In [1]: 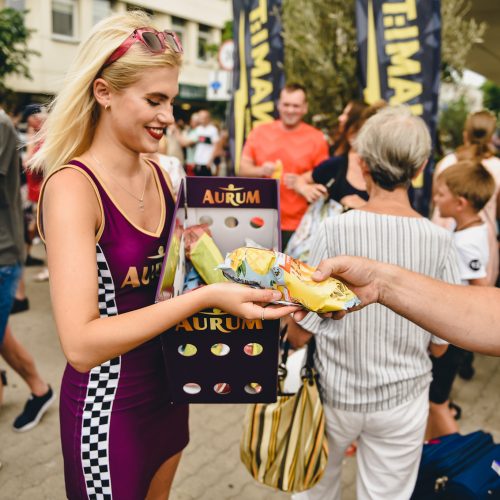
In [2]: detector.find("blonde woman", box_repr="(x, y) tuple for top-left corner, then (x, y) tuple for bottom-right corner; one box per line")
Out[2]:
(31, 11), (296, 499)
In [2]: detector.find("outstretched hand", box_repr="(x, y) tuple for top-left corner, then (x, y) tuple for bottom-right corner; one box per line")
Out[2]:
(292, 255), (382, 322)
(210, 283), (301, 320)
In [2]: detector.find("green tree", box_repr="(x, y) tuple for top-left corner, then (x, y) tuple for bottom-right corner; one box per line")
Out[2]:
(281, 0), (485, 130)
(0, 8), (38, 85)
(438, 96), (469, 153)
(482, 80), (500, 119)
(282, 0), (358, 130)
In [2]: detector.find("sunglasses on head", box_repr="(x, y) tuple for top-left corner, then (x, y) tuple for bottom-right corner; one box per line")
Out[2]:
(103, 27), (183, 68)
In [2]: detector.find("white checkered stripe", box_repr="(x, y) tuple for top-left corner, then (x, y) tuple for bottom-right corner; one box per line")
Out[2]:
(96, 245), (118, 317)
(81, 245), (120, 499)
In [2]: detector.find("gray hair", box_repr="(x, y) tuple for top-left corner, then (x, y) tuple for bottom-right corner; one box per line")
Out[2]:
(353, 106), (431, 190)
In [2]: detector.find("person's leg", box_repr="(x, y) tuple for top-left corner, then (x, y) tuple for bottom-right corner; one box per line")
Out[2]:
(145, 451), (182, 500)
(426, 400), (459, 440)
(292, 405), (363, 500)
(356, 388), (429, 500)
(0, 325), (49, 397)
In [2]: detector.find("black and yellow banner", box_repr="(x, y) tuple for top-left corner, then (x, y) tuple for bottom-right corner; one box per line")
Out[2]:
(229, 0), (285, 175)
(356, 0), (441, 208)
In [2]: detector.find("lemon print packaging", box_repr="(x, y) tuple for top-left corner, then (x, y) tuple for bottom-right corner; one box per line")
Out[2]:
(218, 247), (360, 313)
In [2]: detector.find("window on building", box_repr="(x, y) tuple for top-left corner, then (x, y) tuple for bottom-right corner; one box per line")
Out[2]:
(52, 0), (77, 38)
(6, 0), (25, 10)
(126, 4), (154, 16)
(93, 0), (111, 25)
(198, 24), (212, 62)
(171, 16), (186, 50)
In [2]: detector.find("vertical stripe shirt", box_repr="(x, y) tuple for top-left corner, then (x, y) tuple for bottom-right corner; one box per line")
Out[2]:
(299, 210), (461, 412)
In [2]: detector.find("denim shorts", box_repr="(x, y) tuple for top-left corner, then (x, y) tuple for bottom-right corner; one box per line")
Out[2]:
(0, 263), (22, 344)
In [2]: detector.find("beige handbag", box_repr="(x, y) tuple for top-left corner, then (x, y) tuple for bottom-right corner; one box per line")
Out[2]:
(240, 337), (328, 492)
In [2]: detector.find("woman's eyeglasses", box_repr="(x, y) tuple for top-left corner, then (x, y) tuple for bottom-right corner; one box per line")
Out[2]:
(103, 27), (183, 68)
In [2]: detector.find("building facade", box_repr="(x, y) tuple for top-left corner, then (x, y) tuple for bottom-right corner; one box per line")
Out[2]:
(2, 0), (231, 105)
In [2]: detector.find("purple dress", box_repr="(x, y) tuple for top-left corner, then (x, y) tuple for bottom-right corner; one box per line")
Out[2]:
(58, 160), (189, 499)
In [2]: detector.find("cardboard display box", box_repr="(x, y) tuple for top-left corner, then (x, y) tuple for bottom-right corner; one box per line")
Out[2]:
(156, 176), (281, 404)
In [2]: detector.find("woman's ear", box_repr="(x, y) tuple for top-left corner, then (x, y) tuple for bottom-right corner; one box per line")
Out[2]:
(93, 78), (112, 109)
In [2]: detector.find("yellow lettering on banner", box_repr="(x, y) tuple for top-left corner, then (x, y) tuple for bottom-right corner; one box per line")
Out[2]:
(384, 26), (419, 41)
(252, 100), (274, 124)
(409, 103), (423, 115)
(382, 0), (417, 21)
(386, 40), (421, 77)
(251, 29), (268, 47)
(249, 0), (268, 24)
(388, 77), (422, 106)
(251, 41), (271, 78)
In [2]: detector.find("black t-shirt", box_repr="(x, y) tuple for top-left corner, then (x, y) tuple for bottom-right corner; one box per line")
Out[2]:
(312, 155), (369, 204)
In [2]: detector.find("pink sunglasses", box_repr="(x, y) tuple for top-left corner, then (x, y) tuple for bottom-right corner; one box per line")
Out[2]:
(103, 27), (183, 68)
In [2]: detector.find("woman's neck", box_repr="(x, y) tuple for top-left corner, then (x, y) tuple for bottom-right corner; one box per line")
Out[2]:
(358, 183), (421, 218)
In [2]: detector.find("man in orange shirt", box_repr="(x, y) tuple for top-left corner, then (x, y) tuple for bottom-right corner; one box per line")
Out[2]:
(240, 83), (329, 249)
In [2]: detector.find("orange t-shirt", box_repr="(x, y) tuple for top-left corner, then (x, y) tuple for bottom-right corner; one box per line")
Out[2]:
(242, 120), (328, 231)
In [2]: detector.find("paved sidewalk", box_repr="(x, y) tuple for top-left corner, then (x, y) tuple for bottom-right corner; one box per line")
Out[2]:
(1, 246), (499, 499)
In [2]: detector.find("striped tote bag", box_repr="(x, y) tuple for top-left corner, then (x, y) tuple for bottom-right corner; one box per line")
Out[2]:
(240, 340), (328, 492)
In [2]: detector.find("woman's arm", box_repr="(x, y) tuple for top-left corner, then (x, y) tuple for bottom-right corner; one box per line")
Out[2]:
(44, 170), (297, 372)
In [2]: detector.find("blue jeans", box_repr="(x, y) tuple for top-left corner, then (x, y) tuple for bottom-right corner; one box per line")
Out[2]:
(0, 263), (22, 344)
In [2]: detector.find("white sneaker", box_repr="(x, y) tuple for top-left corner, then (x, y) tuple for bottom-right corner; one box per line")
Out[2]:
(34, 268), (49, 282)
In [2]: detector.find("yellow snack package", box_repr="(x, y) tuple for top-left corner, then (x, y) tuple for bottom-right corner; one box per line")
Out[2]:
(184, 225), (227, 285)
(218, 247), (360, 313)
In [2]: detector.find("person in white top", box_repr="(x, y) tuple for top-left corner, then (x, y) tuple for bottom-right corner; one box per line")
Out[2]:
(288, 107), (461, 500)
(427, 160), (496, 439)
(432, 110), (500, 285)
(192, 109), (220, 176)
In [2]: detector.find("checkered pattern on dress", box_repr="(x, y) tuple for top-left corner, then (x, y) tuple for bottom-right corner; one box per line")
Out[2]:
(81, 244), (120, 499)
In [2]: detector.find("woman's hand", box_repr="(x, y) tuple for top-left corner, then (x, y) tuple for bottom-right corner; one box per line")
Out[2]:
(208, 283), (300, 320)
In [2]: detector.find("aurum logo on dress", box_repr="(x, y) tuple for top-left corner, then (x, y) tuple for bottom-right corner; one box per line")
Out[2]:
(121, 246), (165, 288)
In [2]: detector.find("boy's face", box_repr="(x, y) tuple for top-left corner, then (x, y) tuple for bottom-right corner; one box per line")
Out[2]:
(433, 180), (459, 218)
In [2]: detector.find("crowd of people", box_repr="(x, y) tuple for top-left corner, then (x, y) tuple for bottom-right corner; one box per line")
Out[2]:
(1, 8), (500, 499)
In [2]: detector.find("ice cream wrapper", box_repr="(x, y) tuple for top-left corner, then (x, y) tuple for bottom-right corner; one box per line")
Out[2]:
(217, 247), (360, 313)
(184, 225), (227, 285)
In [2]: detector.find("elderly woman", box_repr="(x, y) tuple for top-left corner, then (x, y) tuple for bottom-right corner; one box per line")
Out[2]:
(288, 107), (461, 500)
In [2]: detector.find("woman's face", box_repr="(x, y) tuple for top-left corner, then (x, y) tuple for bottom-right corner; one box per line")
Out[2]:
(107, 66), (179, 154)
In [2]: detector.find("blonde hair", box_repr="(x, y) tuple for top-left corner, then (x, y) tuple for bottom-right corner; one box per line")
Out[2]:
(30, 10), (182, 175)
(438, 160), (496, 212)
(456, 110), (497, 161)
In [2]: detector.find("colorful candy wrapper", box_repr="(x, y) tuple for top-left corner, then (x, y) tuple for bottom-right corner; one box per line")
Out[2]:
(217, 247), (360, 313)
(184, 224), (227, 285)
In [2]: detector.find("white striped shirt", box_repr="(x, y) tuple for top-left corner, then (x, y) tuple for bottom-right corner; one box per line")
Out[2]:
(300, 210), (461, 412)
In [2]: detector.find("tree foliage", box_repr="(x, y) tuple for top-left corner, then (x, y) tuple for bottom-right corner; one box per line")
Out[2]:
(282, 0), (358, 130)
(282, 0), (485, 129)
(0, 8), (38, 86)
(441, 0), (486, 82)
(439, 96), (469, 153)
(482, 80), (500, 119)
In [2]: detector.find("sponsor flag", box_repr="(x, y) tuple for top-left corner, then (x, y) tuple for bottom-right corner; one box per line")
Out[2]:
(229, 0), (285, 175)
(355, 0), (441, 210)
